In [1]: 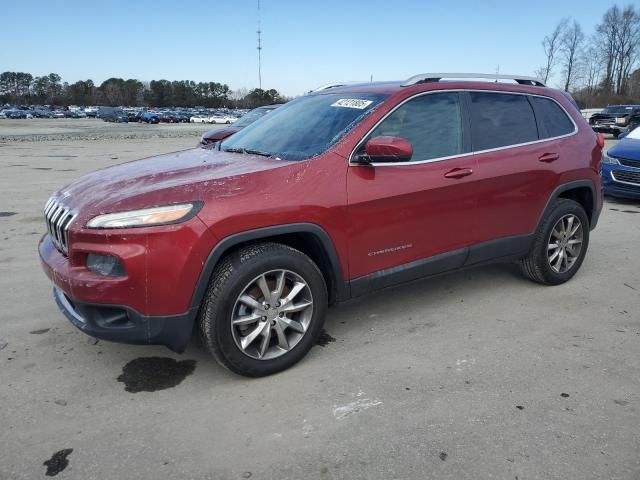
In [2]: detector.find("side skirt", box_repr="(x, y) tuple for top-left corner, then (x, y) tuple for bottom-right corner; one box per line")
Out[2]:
(349, 235), (533, 299)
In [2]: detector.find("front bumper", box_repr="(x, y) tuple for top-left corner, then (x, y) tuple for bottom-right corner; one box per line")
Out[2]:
(592, 124), (626, 134)
(53, 287), (194, 352)
(601, 163), (640, 199)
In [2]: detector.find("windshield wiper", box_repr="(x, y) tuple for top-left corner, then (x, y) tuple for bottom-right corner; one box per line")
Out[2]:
(223, 147), (273, 157)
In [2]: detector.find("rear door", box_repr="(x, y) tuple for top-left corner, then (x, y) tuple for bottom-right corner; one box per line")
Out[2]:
(465, 91), (576, 262)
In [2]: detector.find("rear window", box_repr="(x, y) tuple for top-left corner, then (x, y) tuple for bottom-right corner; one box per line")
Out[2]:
(469, 92), (538, 151)
(530, 96), (575, 138)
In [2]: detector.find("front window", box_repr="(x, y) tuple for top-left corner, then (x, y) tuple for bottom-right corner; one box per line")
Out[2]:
(359, 92), (463, 162)
(221, 93), (388, 161)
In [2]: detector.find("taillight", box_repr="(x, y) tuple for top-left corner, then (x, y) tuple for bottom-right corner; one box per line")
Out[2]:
(596, 133), (605, 149)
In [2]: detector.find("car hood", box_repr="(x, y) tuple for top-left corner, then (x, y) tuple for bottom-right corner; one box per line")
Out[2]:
(609, 137), (640, 161)
(55, 148), (289, 220)
(202, 126), (242, 142)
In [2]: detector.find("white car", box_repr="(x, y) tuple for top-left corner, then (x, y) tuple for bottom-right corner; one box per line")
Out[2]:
(208, 115), (236, 124)
(190, 115), (209, 123)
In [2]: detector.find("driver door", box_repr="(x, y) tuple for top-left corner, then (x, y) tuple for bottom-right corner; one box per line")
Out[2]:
(346, 91), (479, 291)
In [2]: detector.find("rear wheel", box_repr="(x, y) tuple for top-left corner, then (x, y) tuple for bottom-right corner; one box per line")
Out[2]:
(520, 198), (589, 285)
(199, 243), (328, 377)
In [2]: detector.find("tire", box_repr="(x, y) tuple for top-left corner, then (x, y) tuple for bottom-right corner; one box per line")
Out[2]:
(612, 132), (620, 139)
(520, 198), (590, 285)
(199, 242), (328, 377)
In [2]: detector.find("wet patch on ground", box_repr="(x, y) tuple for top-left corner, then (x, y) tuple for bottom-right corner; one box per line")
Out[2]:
(621, 210), (639, 214)
(316, 330), (336, 347)
(117, 357), (196, 393)
(32, 167), (53, 170)
(0, 211), (17, 217)
(43, 449), (73, 476)
(29, 328), (50, 335)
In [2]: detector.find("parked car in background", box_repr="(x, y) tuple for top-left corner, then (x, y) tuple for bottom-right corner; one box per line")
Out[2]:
(190, 115), (209, 123)
(208, 114), (236, 124)
(200, 104), (281, 146)
(589, 105), (640, 138)
(98, 107), (128, 123)
(141, 112), (160, 124)
(627, 109), (640, 133)
(580, 108), (603, 121)
(39, 73), (602, 376)
(174, 112), (191, 123)
(601, 126), (640, 198)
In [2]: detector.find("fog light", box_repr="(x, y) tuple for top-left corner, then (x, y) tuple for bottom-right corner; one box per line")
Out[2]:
(87, 253), (126, 277)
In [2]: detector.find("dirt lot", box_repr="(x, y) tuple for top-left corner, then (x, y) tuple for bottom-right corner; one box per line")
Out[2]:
(1, 119), (639, 479)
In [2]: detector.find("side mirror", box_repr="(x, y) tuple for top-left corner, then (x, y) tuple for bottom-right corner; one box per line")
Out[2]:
(357, 136), (413, 164)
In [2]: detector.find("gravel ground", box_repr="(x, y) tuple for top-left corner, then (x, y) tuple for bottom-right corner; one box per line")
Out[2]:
(0, 118), (214, 142)
(0, 121), (639, 480)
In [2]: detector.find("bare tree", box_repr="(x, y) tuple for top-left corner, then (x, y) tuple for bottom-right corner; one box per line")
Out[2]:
(581, 43), (602, 96)
(539, 19), (568, 83)
(613, 5), (640, 95)
(595, 6), (622, 93)
(560, 20), (585, 91)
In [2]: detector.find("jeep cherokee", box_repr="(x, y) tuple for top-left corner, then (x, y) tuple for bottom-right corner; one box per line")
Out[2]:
(39, 73), (603, 377)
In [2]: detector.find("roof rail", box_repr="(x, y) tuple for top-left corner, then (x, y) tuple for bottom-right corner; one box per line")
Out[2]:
(309, 82), (359, 93)
(402, 73), (545, 87)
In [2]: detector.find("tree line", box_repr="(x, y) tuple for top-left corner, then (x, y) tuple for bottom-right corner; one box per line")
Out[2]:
(0, 73), (286, 109)
(536, 3), (640, 107)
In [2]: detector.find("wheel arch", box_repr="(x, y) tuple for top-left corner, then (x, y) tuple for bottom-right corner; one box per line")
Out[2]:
(537, 180), (599, 231)
(190, 224), (349, 311)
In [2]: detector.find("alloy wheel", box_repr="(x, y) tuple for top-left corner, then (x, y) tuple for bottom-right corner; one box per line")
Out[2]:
(231, 270), (314, 360)
(547, 214), (584, 274)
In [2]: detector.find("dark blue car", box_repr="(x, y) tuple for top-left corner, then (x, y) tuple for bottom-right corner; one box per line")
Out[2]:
(602, 127), (640, 199)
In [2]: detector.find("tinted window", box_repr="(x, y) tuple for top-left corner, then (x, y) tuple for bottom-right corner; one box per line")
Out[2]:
(530, 96), (574, 138)
(469, 92), (538, 151)
(366, 92), (462, 162)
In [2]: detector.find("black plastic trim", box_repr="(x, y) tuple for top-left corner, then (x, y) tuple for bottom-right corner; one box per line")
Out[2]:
(350, 247), (468, 298)
(190, 223), (349, 311)
(466, 235), (534, 265)
(537, 180), (600, 230)
(54, 287), (195, 353)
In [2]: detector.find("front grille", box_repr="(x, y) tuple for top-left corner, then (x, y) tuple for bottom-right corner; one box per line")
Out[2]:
(619, 158), (640, 169)
(611, 170), (640, 186)
(44, 197), (76, 255)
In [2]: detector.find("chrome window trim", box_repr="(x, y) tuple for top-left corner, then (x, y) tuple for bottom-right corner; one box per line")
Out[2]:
(348, 89), (579, 167)
(610, 170), (640, 187)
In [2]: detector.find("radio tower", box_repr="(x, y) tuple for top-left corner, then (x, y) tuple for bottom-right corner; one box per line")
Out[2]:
(257, 0), (262, 89)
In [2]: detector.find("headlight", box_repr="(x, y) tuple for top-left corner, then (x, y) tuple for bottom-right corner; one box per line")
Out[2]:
(86, 202), (201, 228)
(615, 117), (627, 125)
(601, 152), (620, 165)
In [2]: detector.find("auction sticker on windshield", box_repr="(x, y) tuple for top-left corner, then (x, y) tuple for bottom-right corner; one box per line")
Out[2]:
(331, 99), (374, 109)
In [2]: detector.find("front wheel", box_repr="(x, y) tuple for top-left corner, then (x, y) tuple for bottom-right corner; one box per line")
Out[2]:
(520, 198), (590, 285)
(199, 243), (328, 377)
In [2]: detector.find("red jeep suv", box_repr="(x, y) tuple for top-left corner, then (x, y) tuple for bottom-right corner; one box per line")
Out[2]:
(39, 73), (603, 377)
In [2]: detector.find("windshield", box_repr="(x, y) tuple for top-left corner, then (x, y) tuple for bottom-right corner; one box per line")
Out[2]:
(603, 106), (634, 114)
(220, 93), (388, 161)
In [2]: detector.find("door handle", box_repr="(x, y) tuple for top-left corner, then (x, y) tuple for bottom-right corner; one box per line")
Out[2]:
(444, 167), (473, 179)
(538, 152), (559, 163)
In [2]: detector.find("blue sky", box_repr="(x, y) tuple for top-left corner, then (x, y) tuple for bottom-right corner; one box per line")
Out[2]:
(0, 0), (623, 96)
